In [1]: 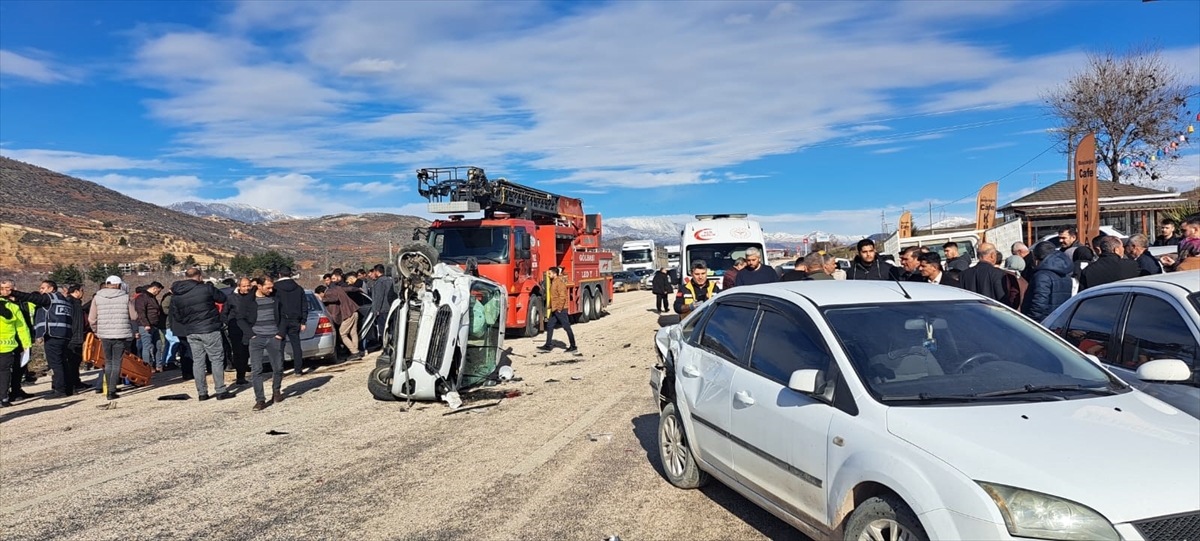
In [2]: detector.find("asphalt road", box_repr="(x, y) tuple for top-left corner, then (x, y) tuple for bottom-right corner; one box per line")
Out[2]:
(0, 290), (802, 541)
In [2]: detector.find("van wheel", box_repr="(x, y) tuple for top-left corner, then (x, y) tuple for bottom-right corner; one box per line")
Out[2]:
(579, 289), (593, 323)
(844, 495), (928, 541)
(522, 295), (543, 338)
(659, 403), (709, 489)
(368, 365), (397, 401)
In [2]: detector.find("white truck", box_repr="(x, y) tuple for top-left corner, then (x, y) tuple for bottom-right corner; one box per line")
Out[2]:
(680, 214), (767, 285)
(882, 219), (1025, 264)
(621, 239), (661, 272)
(665, 244), (681, 270)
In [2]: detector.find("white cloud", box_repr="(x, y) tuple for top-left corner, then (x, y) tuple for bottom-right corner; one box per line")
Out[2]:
(871, 147), (909, 154)
(340, 58), (404, 76)
(0, 50), (77, 84)
(87, 173), (205, 204)
(965, 142), (1018, 152)
(342, 181), (405, 194)
(0, 148), (168, 173)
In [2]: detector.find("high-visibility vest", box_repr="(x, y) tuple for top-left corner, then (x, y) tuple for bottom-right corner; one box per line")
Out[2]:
(1, 300), (33, 354)
(680, 280), (717, 308)
(32, 292), (74, 340)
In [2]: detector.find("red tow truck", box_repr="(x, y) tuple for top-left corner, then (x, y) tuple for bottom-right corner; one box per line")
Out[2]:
(415, 166), (613, 337)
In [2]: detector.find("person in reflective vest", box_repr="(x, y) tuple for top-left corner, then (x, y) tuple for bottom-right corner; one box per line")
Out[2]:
(7, 280), (76, 397)
(675, 261), (720, 315)
(0, 288), (33, 407)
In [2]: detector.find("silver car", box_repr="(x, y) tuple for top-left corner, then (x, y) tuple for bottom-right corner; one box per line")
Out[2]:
(282, 291), (337, 362)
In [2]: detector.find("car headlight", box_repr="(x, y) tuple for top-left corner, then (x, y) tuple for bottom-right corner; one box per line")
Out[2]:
(977, 482), (1118, 541)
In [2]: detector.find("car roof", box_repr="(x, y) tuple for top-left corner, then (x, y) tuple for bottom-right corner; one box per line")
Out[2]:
(723, 280), (986, 307)
(1091, 270), (1200, 294)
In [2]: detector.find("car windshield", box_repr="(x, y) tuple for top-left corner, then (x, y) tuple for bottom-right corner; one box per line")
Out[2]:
(687, 242), (763, 276)
(822, 301), (1126, 405)
(622, 249), (653, 264)
(430, 227), (510, 263)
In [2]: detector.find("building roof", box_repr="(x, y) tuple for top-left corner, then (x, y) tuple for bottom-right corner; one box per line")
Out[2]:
(1002, 180), (1171, 209)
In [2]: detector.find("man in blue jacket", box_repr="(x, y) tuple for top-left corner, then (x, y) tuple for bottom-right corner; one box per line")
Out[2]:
(1020, 241), (1073, 322)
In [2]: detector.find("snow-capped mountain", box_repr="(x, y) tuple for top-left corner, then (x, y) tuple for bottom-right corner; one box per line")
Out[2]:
(928, 216), (975, 230)
(603, 216), (866, 248)
(168, 201), (299, 223)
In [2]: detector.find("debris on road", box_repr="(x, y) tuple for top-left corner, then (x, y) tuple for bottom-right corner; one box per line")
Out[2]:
(443, 391), (464, 409)
(158, 394), (190, 401)
(571, 375), (583, 381)
(587, 433), (612, 442)
(544, 378), (560, 383)
(266, 430), (289, 436)
(546, 358), (583, 366)
(443, 400), (502, 416)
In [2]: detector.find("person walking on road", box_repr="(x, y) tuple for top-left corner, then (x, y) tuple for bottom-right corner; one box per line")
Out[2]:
(170, 268), (232, 401)
(88, 276), (138, 400)
(272, 266), (309, 375)
(222, 278), (255, 386)
(538, 266), (577, 353)
(732, 247), (777, 287)
(651, 266), (674, 313)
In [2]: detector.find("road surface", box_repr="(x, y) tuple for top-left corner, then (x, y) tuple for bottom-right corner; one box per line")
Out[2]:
(0, 289), (801, 541)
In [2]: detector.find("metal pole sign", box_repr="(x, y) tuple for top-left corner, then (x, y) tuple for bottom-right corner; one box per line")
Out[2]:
(1074, 133), (1099, 243)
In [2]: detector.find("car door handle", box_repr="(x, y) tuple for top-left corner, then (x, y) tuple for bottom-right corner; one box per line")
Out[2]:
(681, 365), (701, 378)
(734, 391), (755, 405)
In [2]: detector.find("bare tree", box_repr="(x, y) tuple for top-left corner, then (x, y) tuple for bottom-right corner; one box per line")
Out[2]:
(1044, 47), (1190, 184)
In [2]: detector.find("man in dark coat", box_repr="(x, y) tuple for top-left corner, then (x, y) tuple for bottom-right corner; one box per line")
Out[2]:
(889, 246), (925, 282)
(732, 247), (778, 287)
(650, 267), (674, 313)
(848, 239), (892, 280)
(1153, 219), (1182, 247)
(221, 278), (254, 385)
(943, 242), (972, 273)
(918, 253), (960, 287)
(1021, 242), (1073, 322)
(271, 266), (309, 375)
(170, 268), (231, 401)
(1080, 236), (1139, 291)
(779, 256), (811, 282)
(959, 243), (1020, 308)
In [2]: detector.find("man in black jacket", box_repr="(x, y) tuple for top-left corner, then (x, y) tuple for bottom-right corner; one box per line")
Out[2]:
(65, 284), (90, 392)
(1080, 236), (1139, 291)
(848, 239), (892, 280)
(943, 242), (972, 273)
(272, 266), (309, 375)
(221, 278), (253, 385)
(650, 267), (674, 313)
(170, 268), (231, 401)
(959, 243), (1019, 308)
(889, 246), (925, 282)
(918, 252), (961, 287)
(7, 279), (76, 398)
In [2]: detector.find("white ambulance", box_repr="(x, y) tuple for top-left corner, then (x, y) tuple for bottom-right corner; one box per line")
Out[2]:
(679, 214), (768, 286)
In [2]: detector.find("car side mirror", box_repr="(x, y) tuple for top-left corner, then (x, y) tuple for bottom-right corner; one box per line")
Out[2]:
(1135, 359), (1192, 383)
(788, 369), (826, 394)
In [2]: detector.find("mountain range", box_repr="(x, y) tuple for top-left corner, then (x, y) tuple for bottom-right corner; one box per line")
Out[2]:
(0, 157), (426, 273)
(602, 216), (870, 250)
(167, 201), (298, 223)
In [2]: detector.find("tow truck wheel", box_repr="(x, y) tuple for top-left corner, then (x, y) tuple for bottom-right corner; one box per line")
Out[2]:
(368, 365), (398, 401)
(590, 290), (602, 319)
(579, 289), (592, 323)
(522, 295), (544, 338)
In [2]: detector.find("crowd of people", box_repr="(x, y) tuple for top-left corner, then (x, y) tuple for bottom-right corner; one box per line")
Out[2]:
(0, 263), (397, 411)
(670, 215), (1200, 322)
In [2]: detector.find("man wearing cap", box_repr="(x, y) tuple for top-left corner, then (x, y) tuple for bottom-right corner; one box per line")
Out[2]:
(6, 279), (78, 398)
(170, 268), (232, 400)
(88, 276), (138, 400)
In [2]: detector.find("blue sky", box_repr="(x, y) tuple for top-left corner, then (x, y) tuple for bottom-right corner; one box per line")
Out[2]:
(1, 0), (1198, 236)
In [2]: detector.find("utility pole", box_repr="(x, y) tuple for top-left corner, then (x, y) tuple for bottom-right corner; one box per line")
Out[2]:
(928, 202), (934, 232)
(880, 210), (888, 235)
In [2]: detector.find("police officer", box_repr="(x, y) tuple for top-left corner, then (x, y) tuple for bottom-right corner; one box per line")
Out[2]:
(7, 280), (77, 398)
(675, 261), (719, 315)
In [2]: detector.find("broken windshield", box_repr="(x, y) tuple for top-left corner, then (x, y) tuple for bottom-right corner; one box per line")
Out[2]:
(430, 227), (510, 263)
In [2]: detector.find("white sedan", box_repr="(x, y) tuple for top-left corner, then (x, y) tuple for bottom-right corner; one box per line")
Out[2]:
(651, 280), (1199, 541)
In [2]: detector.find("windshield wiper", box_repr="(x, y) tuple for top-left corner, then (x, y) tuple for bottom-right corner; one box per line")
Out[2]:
(880, 393), (1062, 403)
(974, 384), (1118, 398)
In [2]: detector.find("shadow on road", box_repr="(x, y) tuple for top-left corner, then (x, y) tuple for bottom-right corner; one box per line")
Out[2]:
(631, 413), (798, 540)
(281, 375), (332, 399)
(0, 399), (85, 423)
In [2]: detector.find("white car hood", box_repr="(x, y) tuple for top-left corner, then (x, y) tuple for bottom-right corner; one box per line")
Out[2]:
(887, 392), (1200, 524)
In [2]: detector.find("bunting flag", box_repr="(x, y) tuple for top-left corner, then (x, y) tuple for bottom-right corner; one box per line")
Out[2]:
(1075, 133), (1100, 244)
(899, 211), (913, 238)
(975, 181), (998, 234)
